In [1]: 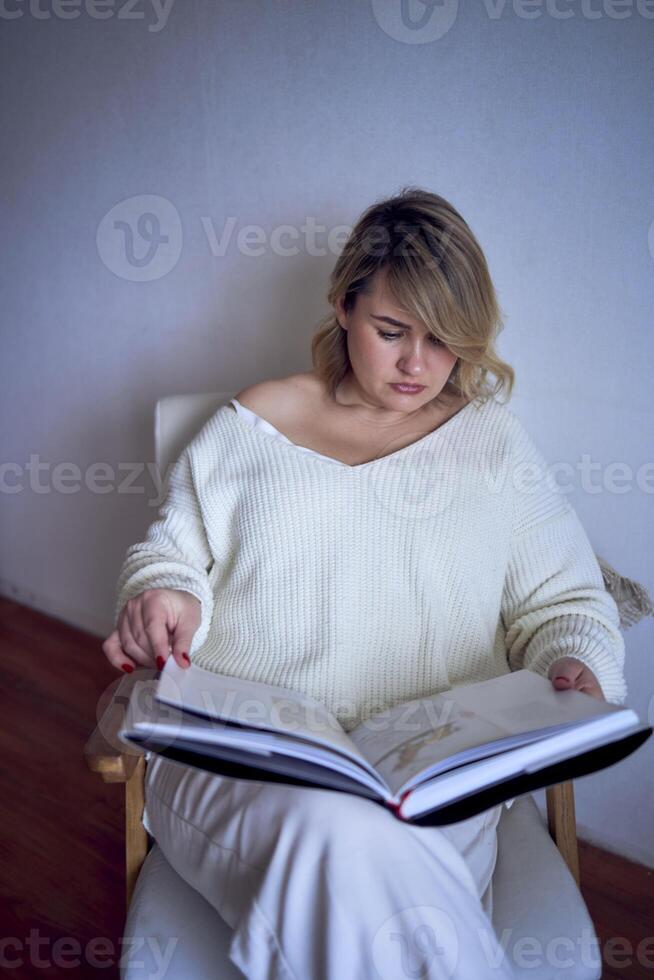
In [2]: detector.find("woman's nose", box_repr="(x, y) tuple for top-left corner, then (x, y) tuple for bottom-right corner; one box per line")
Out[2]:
(397, 344), (426, 374)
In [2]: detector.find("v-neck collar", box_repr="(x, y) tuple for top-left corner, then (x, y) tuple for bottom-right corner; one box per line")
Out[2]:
(223, 398), (480, 472)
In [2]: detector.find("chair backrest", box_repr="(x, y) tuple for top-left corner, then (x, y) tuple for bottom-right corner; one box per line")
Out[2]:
(155, 391), (235, 477)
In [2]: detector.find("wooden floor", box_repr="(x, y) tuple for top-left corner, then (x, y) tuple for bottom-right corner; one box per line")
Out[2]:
(1, 596), (652, 979)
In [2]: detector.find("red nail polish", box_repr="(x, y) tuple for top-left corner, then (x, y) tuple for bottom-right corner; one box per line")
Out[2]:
(181, 652), (190, 664)
(121, 663), (134, 673)
(156, 656), (165, 670)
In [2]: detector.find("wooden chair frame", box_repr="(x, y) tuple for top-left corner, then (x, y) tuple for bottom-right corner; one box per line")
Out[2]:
(84, 668), (580, 909)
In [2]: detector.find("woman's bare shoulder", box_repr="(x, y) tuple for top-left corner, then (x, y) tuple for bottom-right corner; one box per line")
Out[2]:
(233, 372), (322, 420)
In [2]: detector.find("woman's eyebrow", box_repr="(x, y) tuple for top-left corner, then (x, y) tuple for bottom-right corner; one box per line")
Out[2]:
(370, 314), (415, 330)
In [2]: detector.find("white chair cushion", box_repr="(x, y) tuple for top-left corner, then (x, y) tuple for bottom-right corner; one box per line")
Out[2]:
(120, 843), (243, 980)
(492, 795), (601, 979)
(121, 794), (600, 980)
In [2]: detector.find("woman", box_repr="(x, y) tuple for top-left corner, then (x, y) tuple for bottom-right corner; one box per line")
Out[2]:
(103, 188), (626, 979)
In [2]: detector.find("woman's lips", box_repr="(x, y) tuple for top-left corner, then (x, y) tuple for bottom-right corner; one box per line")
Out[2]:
(390, 383), (426, 394)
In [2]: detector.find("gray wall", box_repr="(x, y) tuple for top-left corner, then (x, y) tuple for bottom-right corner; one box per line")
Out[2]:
(1, 0), (652, 866)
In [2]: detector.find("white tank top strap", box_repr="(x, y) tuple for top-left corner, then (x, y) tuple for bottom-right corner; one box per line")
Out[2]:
(229, 398), (294, 443)
(229, 398), (337, 464)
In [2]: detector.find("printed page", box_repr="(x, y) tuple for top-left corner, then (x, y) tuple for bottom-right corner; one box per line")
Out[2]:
(156, 659), (379, 780)
(349, 669), (628, 799)
(349, 692), (512, 798)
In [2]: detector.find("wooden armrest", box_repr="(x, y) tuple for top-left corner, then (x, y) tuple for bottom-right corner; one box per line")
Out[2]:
(83, 668), (157, 783)
(546, 781), (580, 886)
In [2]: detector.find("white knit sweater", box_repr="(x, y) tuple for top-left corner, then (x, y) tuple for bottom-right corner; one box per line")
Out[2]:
(114, 396), (627, 731)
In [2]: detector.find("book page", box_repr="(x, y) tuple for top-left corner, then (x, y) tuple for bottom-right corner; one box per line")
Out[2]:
(446, 669), (620, 733)
(349, 693), (511, 797)
(349, 669), (627, 799)
(156, 659), (379, 779)
(122, 685), (389, 798)
(400, 708), (645, 820)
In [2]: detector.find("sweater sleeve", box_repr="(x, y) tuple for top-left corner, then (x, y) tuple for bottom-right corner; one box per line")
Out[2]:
(113, 446), (215, 657)
(500, 417), (627, 705)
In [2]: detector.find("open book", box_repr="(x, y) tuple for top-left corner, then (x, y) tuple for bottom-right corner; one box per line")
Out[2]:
(119, 662), (651, 825)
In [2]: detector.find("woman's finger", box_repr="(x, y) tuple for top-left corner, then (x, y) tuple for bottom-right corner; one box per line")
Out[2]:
(549, 657), (605, 701)
(102, 629), (137, 673)
(142, 610), (173, 670)
(125, 601), (153, 659)
(549, 657), (584, 685)
(119, 611), (154, 667)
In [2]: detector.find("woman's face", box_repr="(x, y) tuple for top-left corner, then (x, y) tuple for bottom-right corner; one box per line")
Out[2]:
(335, 269), (458, 415)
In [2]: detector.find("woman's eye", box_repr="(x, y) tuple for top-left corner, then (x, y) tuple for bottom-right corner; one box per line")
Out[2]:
(378, 330), (442, 346)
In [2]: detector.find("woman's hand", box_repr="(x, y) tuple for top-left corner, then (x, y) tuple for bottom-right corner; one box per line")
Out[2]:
(102, 588), (202, 674)
(548, 656), (605, 701)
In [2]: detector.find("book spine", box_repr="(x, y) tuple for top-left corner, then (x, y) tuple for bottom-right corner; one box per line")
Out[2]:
(386, 789), (412, 821)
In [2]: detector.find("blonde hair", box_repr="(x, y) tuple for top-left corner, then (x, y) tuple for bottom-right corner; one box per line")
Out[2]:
(311, 187), (514, 406)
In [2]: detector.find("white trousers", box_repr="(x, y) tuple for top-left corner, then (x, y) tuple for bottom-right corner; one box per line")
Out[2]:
(142, 755), (516, 980)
